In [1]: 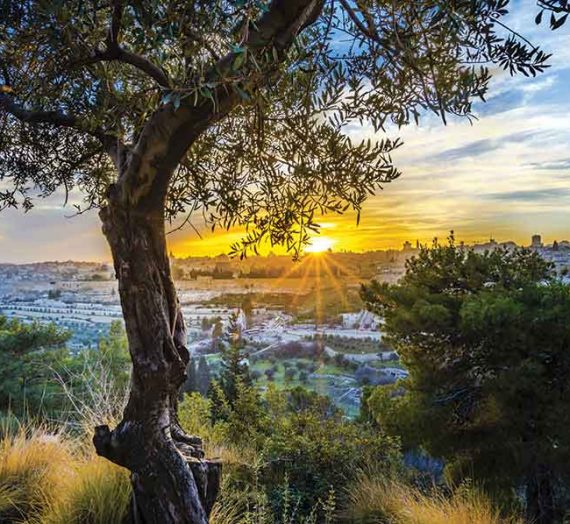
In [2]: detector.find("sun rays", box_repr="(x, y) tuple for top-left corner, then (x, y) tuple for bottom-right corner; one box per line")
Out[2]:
(268, 240), (363, 327)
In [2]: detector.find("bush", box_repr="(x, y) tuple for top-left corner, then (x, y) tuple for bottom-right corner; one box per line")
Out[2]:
(259, 388), (402, 516)
(284, 368), (296, 382)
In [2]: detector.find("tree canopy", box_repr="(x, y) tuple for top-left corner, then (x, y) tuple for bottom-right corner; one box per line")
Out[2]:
(361, 237), (570, 523)
(0, 315), (70, 415)
(0, 0), (555, 255)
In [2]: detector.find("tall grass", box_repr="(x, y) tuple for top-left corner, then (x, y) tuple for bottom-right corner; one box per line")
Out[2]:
(346, 475), (522, 524)
(0, 428), (129, 524)
(42, 456), (130, 524)
(0, 428), (73, 522)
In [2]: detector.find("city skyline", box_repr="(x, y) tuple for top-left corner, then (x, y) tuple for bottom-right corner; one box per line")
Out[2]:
(0, 232), (566, 265)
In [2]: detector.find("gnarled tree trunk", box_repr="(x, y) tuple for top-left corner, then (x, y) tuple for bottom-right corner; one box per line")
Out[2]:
(86, 3), (325, 521)
(94, 191), (220, 524)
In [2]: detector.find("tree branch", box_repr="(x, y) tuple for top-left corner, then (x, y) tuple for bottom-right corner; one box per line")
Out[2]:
(0, 93), (124, 168)
(1, 94), (77, 128)
(79, 47), (170, 88)
(537, 0), (570, 14)
(117, 0), (325, 209)
(108, 0), (123, 47)
(339, 0), (376, 39)
(73, 0), (170, 89)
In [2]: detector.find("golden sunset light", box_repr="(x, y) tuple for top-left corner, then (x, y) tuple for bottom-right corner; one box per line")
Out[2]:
(305, 236), (336, 254)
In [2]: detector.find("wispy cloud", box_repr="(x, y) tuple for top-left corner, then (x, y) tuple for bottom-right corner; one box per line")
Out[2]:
(525, 159), (570, 171)
(431, 130), (539, 162)
(482, 188), (570, 201)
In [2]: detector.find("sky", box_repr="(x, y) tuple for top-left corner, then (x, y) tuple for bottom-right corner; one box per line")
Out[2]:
(1, 1), (569, 263)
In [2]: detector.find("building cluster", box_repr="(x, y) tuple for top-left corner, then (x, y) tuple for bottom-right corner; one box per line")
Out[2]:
(528, 234), (570, 281)
(340, 310), (381, 330)
(0, 261), (113, 285)
(398, 234), (570, 280)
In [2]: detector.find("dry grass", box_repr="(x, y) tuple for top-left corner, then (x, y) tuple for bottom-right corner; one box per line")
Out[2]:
(0, 428), (74, 523)
(42, 455), (130, 524)
(1, 422), (523, 524)
(0, 428), (130, 524)
(210, 499), (243, 524)
(54, 361), (128, 434)
(346, 475), (522, 524)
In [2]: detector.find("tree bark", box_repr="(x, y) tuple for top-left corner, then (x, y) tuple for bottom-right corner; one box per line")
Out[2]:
(94, 191), (220, 524)
(87, 3), (326, 521)
(526, 464), (555, 524)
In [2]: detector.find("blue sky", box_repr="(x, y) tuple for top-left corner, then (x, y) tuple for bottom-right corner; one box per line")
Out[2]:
(1, 1), (569, 262)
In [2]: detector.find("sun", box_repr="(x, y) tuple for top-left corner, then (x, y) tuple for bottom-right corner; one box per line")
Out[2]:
(306, 236), (335, 254)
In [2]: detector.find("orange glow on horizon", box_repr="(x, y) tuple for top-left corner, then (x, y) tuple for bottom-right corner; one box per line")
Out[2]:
(166, 211), (545, 259)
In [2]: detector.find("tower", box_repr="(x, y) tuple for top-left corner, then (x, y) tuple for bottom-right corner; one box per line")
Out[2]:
(531, 234), (542, 249)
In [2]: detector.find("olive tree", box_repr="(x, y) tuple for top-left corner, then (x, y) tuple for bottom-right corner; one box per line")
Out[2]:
(0, 1), (554, 522)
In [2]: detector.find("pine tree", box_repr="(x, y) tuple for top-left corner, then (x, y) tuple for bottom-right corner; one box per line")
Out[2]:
(182, 356), (198, 395)
(218, 312), (251, 407)
(362, 237), (570, 524)
(196, 356), (211, 397)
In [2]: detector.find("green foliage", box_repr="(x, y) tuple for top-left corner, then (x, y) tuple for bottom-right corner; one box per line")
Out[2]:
(535, 1), (570, 29)
(0, 317), (131, 425)
(187, 381), (402, 521)
(261, 389), (401, 516)
(184, 356), (200, 394)
(91, 321), (130, 392)
(361, 237), (570, 518)
(0, 316), (70, 355)
(0, 316), (71, 416)
(178, 392), (215, 438)
(196, 356), (212, 396)
(216, 313), (252, 408)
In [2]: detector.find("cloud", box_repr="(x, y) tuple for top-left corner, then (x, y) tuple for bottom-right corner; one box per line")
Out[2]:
(431, 130), (539, 162)
(0, 206), (108, 263)
(2, 0), (570, 262)
(525, 159), (570, 171)
(482, 188), (570, 202)
(475, 89), (526, 117)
